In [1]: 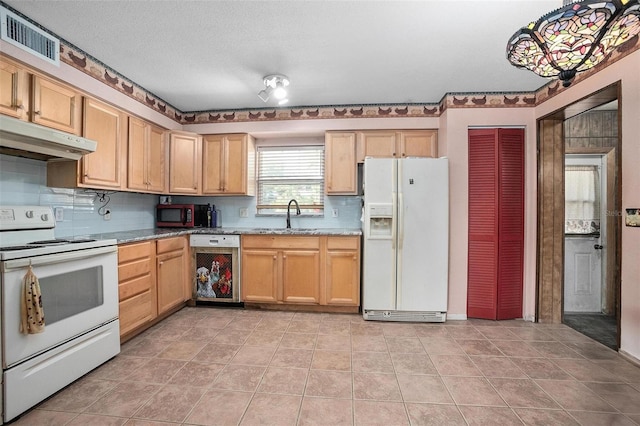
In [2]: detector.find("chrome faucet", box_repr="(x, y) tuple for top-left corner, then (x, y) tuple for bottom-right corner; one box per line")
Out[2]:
(286, 199), (301, 229)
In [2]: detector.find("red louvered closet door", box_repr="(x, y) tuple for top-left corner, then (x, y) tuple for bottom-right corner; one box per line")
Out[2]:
(467, 129), (524, 320)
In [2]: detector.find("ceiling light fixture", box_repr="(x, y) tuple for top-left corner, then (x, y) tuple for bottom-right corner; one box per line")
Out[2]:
(506, 0), (640, 87)
(258, 74), (290, 104)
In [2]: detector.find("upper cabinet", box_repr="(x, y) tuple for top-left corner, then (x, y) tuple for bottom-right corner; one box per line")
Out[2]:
(128, 117), (167, 193)
(169, 131), (202, 194)
(202, 134), (255, 195)
(80, 98), (127, 188)
(0, 56), (81, 133)
(47, 97), (126, 190)
(0, 58), (29, 120)
(357, 130), (437, 162)
(32, 75), (82, 135)
(325, 132), (357, 195)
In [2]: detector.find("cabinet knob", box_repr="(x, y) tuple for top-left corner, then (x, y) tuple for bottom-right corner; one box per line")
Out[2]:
(353, 256), (357, 260)
(273, 256), (276, 260)
(159, 261), (164, 266)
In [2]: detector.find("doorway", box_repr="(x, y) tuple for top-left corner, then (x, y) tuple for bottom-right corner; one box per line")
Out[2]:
(563, 154), (617, 349)
(536, 83), (621, 350)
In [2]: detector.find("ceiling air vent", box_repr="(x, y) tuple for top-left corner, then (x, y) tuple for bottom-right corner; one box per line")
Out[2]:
(0, 6), (59, 66)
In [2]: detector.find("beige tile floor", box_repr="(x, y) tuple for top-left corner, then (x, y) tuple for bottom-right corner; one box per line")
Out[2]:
(13, 307), (640, 425)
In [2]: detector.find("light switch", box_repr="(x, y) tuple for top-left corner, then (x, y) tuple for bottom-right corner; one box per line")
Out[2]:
(239, 208), (248, 218)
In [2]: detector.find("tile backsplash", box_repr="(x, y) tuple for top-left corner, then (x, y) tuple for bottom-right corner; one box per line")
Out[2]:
(0, 154), (362, 238)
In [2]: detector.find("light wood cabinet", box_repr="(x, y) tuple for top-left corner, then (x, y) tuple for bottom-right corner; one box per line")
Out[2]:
(0, 56), (80, 133)
(169, 131), (202, 194)
(356, 130), (438, 162)
(202, 133), (255, 195)
(118, 241), (157, 337)
(128, 116), (167, 193)
(118, 236), (190, 340)
(81, 98), (127, 188)
(0, 58), (29, 119)
(47, 97), (127, 190)
(282, 250), (321, 304)
(32, 75), (81, 135)
(357, 131), (398, 160)
(156, 236), (188, 315)
(325, 132), (357, 195)
(241, 249), (279, 303)
(241, 235), (359, 308)
(325, 236), (360, 306)
(241, 235), (321, 305)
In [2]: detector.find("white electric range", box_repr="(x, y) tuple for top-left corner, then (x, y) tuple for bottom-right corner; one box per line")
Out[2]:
(0, 205), (120, 423)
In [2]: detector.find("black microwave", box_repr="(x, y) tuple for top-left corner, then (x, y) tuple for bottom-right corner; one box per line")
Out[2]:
(156, 204), (210, 227)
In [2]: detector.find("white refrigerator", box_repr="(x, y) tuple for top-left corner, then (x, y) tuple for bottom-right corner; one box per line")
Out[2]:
(362, 157), (449, 322)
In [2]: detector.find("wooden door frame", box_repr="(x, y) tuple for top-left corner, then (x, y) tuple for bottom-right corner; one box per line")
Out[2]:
(535, 83), (622, 348)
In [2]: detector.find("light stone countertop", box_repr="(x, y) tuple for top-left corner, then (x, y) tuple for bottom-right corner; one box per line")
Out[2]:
(83, 227), (362, 245)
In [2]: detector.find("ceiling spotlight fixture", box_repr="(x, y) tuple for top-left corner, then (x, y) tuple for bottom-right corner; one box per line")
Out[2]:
(258, 74), (290, 104)
(506, 0), (640, 87)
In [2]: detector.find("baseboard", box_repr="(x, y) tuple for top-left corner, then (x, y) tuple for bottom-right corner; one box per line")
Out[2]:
(446, 313), (467, 321)
(524, 315), (535, 322)
(619, 349), (640, 367)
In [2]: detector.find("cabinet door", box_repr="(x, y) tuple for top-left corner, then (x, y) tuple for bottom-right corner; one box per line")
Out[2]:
(169, 132), (201, 194)
(81, 98), (125, 188)
(157, 248), (186, 315)
(127, 116), (148, 191)
(325, 132), (357, 195)
(326, 249), (360, 306)
(399, 130), (437, 158)
(282, 250), (320, 304)
(32, 75), (81, 134)
(357, 131), (398, 161)
(0, 60), (28, 119)
(146, 124), (167, 193)
(224, 134), (248, 194)
(202, 135), (224, 194)
(241, 249), (279, 302)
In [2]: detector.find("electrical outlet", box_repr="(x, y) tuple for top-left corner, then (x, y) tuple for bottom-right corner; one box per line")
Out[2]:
(54, 207), (64, 222)
(332, 208), (339, 218)
(104, 209), (111, 221)
(239, 208), (248, 218)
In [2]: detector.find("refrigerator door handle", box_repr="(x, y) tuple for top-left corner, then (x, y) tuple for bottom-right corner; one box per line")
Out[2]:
(391, 191), (397, 249)
(398, 191), (405, 249)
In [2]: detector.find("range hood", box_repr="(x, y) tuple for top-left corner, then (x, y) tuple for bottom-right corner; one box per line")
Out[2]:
(0, 115), (97, 161)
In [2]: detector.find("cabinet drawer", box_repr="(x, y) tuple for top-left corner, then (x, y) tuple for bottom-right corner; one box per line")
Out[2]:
(327, 236), (360, 250)
(119, 290), (155, 335)
(242, 235), (319, 250)
(119, 273), (153, 302)
(157, 236), (185, 254)
(118, 241), (153, 263)
(118, 257), (151, 282)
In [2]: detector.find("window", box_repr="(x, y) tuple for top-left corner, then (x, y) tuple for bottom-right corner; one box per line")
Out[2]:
(565, 164), (600, 234)
(257, 145), (324, 215)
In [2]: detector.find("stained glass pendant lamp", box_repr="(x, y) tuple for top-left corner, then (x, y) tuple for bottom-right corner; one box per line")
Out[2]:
(506, 0), (640, 87)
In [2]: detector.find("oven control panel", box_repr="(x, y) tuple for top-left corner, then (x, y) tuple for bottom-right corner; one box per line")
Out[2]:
(0, 206), (55, 231)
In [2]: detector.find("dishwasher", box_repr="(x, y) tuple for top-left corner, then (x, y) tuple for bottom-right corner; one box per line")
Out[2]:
(190, 234), (241, 304)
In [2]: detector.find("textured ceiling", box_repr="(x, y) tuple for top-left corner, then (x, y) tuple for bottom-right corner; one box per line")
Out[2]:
(4, 0), (563, 112)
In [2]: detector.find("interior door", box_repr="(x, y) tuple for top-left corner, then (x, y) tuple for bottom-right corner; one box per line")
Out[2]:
(564, 155), (605, 312)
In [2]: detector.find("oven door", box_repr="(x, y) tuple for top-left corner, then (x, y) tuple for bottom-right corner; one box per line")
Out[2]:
(1, 245), (118, 368)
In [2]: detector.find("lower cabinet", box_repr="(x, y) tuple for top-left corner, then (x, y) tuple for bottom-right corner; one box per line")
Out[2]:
(157, 237), (188, 315)
(118, 236), (189, 339)
(117, 241), (157, 336)
(241, 235), (360, 308)
(325, 236), (360, 306)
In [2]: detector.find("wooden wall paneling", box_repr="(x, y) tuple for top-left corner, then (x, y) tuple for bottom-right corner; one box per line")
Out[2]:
(537, 119), (564, 323)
